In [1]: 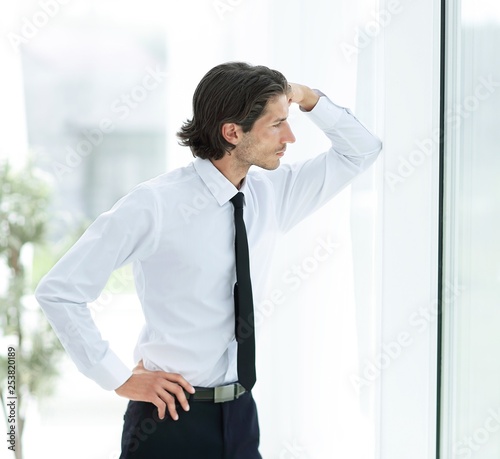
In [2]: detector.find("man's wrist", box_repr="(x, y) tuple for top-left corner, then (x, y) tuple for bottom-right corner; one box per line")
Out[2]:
(299, 87), (321, 112)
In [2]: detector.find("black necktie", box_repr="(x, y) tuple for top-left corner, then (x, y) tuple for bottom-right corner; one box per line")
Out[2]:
(230, 192), (256, 391)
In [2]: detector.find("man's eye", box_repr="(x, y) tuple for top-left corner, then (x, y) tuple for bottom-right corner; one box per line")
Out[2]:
(273, 123), (282, 128)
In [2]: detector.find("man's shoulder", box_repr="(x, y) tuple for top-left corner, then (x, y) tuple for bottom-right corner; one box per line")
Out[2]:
(116, 162), (198, 209)
(141, 161), (198, 191)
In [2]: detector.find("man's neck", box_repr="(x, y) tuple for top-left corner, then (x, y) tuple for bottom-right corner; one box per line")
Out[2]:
(210, 156), (249, 189)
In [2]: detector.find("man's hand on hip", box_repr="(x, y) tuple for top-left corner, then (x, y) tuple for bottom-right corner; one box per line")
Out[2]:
(115, 360), (196, 421)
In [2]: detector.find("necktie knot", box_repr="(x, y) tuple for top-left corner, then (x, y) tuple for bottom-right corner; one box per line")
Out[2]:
(230, 192), (244, 209)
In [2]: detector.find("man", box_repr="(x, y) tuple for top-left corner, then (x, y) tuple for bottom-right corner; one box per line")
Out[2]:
(35, 62), (382, 458)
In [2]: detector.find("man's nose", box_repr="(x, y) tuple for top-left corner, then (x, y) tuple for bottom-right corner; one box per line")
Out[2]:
(282, 123), (296, 144)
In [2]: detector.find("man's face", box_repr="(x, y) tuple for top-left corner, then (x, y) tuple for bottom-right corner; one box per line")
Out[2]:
(232, 94), (296, 170)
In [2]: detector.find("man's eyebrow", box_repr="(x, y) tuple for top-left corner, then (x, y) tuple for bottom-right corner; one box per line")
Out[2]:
(271, 117), (288, 123)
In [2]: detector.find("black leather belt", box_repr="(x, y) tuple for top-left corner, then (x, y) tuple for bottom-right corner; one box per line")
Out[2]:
(186, 383), (246, 403)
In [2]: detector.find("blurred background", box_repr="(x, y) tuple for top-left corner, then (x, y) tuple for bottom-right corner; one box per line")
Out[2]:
(0, 0), (499, 458)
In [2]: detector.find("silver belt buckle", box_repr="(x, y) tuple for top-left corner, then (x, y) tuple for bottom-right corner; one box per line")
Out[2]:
(214, 384), (246, 403)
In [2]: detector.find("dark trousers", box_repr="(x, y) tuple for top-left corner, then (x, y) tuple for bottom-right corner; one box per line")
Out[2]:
(119, 391), (262, 459)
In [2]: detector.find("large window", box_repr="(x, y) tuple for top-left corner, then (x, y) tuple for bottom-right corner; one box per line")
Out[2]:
(441, 1), (500, 458)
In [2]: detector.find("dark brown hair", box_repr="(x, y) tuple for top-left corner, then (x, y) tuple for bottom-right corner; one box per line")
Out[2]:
(177, 62), (289, 160)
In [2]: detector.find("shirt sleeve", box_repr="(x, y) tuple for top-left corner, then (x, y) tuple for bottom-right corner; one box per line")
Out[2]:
(265, 94), (382, 233)
(34, 183), (159, 390)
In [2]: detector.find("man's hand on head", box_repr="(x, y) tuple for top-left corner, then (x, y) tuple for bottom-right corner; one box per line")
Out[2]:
(115, 359), (196, 421)
(288, 83), (320, 112)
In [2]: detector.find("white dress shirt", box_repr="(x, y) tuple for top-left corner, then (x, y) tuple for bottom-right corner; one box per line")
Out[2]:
(35, 94), (382, 391)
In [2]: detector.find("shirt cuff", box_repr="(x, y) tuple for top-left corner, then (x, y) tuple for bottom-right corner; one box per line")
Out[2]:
(84, 348), (133, 391)
(302, 90), (346, 128)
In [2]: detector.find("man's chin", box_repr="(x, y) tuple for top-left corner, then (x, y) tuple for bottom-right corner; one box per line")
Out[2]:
(255, 160), (281, 171)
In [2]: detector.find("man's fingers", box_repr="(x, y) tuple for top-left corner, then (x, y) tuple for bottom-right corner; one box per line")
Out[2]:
(156, 391), (180, 421)
(153, 395), (167, 421)
(153, 391), (180, 422)
(153, 390), (183, 422)
(156, 371), (194, 414)
(115, 369), (196, 421)
(153, 375), (192, 420)
(287, 82), (303, 105)
(161, 379), (191, 413)
(163, 372), (196, 394)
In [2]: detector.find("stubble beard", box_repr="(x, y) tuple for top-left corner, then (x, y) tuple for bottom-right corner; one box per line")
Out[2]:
(236, 140), (282, 171)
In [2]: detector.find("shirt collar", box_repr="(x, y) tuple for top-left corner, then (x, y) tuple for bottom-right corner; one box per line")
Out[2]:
(193, 157), (240, 206)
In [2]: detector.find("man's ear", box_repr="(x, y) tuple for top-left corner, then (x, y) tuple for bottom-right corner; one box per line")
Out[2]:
(221, 123), (243, 146)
